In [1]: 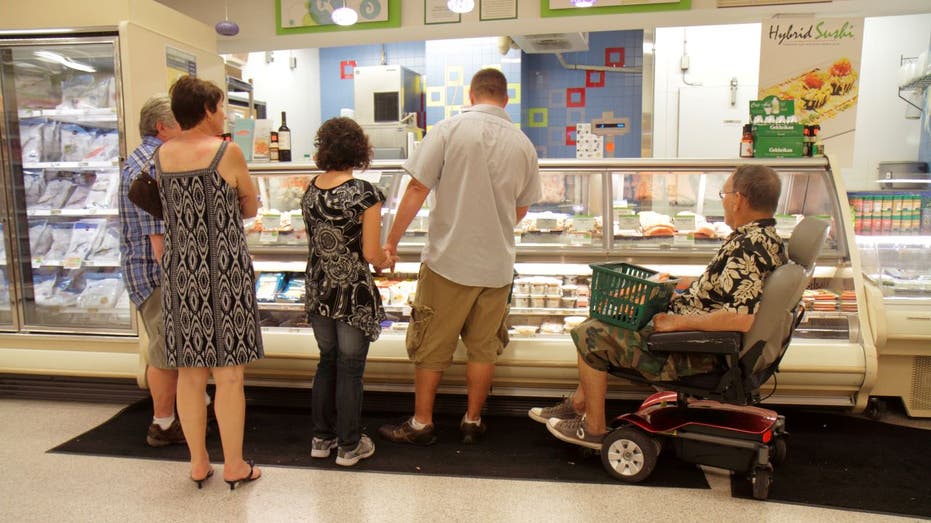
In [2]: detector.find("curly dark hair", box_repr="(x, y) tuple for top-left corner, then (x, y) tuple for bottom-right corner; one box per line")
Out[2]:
(169, 75), (224, 130)
(314, 117), (372, 172)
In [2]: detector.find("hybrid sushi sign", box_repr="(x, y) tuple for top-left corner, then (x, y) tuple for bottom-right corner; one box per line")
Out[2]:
(759, 17), (864, 169)
(766, 21), (856, 46)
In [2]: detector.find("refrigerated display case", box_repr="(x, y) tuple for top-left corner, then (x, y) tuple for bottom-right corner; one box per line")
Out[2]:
(0, 37), (131, 334)
(245, 158), (878, 411)
(857, 234), (931, 417)
(0, 0), (224, 382)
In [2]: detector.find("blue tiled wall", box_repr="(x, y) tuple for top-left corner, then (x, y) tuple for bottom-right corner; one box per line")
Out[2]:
(318, 42), (426, 122)
(318, 31), (643, 158)
(521, 30), (644, 159)
(423, 38), (522, 128)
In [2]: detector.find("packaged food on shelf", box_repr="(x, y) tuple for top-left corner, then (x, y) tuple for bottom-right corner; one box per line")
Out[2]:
(255, 272), (285, 302)
(76, 273), (124, 308)
(28, 221), (51, 257)
(512, 294), (529, 308)
(563, 316), (586, 330)
(58, 74), (115, 110)
(45, 223), (74, 260)
(277, 276), (305, 303)
(512, 325), (537, 337)
(63, 219), (106, 262)
(89, 222), (120, 262)
(35, 173), (75, 209)
(24, 171), (45, 205)
(32, 268), (59, 306)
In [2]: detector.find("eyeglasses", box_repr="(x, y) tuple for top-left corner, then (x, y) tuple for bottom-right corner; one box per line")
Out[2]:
(718, 190), (738, 199)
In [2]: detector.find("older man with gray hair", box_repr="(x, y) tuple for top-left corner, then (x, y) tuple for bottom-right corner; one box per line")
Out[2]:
(119, 95), (184, 447)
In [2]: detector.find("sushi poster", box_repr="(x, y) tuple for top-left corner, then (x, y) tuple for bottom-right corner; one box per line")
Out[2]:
(759, 17), (863, 165)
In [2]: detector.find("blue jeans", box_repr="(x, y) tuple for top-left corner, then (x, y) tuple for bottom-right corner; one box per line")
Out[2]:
(309, 314), (370, 451)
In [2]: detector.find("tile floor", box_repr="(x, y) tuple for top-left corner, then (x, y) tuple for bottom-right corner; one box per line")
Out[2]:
(2, 398), (927, 522)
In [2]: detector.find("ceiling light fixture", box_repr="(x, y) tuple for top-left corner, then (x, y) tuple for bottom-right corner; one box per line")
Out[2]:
(331, 2), (359, 26)
(447, 0), (475, 14)
(215, 1), (240, 36)
(33, 50), (96, 73)
(571, 0), (597, 7)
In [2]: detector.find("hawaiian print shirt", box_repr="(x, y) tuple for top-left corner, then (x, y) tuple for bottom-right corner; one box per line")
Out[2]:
(669, 218), (787, 316)
(302, 178), (387, 341)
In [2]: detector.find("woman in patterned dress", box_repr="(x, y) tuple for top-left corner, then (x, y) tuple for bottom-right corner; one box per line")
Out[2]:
(303, 117), (393, 467)
(157, 75), (263, 488)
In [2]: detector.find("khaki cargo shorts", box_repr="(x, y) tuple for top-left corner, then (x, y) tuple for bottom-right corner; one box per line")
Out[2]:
(406, 264), (510, 371)
(138, 287), (171, 369)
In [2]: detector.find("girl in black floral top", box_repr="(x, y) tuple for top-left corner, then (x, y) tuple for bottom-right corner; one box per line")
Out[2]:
(302, 117), (392, 467)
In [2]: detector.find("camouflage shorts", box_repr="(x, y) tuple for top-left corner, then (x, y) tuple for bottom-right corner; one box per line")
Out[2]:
(570, 318), (721, 381)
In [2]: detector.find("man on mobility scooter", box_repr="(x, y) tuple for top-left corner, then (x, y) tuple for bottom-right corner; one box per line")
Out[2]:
(532, 164), (787, 444)
(531, 164), (829, 499)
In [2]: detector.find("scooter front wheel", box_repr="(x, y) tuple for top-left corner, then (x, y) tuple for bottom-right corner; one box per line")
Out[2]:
(601, 427), (658, 483)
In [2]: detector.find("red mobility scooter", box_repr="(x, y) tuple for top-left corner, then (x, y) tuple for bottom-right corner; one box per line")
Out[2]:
(592, 217), (829, 500)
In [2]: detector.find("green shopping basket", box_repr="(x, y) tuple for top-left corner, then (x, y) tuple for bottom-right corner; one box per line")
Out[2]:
(588, 262), (677, 330)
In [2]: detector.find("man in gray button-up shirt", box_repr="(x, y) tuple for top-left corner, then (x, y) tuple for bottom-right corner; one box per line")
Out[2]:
(379, 68), (542, 446)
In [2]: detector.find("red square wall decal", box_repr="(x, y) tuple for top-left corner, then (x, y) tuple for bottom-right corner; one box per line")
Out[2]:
(605, 48), (625, 67)
(566, 88), (585, 108)
(565, 126), (577, 146)
(586, 70), (605, 88)
(340, 60), (357, 79)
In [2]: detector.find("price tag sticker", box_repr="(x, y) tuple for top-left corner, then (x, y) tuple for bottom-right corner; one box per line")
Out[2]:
(259, 230), (279, 243)
(63, 257), (83, 269)
(568, 231), (592, 246)
(672, 234), (695, 247)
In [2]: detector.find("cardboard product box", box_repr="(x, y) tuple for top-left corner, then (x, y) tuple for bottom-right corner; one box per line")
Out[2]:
(921, 191), (931, 234)
(752, 122), (804, 137)
(754, 136), (804, 158)
(749, 97), (795, 121)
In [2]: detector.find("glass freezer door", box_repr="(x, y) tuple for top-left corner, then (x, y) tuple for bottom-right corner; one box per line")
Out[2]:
(0, 37), (133, 334)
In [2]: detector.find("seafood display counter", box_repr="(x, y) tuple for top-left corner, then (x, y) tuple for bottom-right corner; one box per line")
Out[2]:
(244, 158), (878, 410)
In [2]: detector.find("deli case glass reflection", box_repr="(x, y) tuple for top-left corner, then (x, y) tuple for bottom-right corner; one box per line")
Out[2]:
(0, 36), (132, 334)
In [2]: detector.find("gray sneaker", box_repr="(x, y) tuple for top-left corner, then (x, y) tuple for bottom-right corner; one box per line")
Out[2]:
(336, 434), (375, 467)
(528, 397), (582, 424)
(310, 436), (338, 458)
(546, 415), (604, 450)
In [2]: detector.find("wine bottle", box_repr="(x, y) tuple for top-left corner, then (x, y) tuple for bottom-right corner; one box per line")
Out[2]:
(278, 111), (292, 162)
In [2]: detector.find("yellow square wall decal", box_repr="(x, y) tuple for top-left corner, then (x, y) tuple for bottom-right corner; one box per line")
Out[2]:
(427, 87), (445, 107)
(528, 108), (548, 128)
(445, 66), (464, 86)
(507, 83), (521, 104)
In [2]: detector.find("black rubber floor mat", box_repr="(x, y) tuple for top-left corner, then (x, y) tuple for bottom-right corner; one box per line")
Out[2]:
(730, 408), (931, 518)
(50, 395), (709, 489)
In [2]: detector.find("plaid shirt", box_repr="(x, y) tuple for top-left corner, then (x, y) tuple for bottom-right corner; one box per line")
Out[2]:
(119, 135), (165, 306)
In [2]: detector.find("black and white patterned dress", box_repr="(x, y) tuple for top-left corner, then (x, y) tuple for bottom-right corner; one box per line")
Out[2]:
(157, 141), (263, 367)
(302, 178), (386, 341)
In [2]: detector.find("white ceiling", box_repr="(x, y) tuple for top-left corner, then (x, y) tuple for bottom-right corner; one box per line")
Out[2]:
(153, 0), (931, 54)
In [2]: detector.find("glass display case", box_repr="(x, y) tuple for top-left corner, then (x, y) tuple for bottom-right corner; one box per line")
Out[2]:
(246, 158), (872, 409)
(0, 37), (132, 334)
(856, 234), (931, 417)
